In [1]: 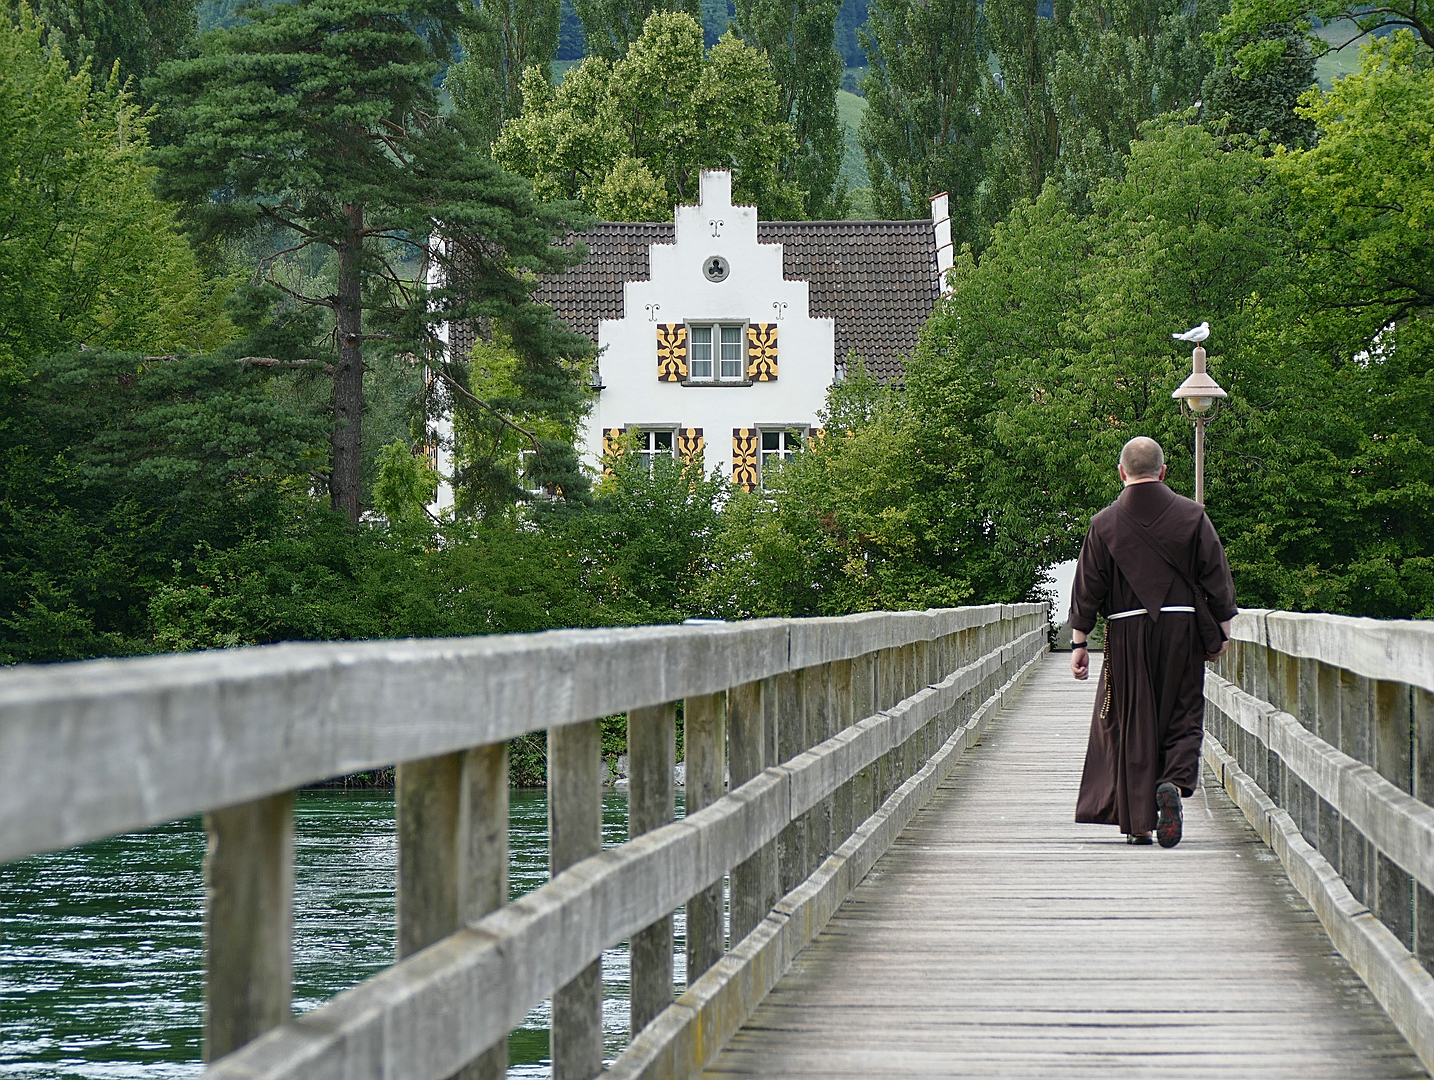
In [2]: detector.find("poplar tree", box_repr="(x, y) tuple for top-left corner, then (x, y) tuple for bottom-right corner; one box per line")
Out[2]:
(857, 0), (984, 230)
(735, 0), (848, 218)
(446, 0), (562, 148)
(574, 0), (701, 59)
(1046, 0), (1218, 206)
(153, 0), (594, 521)
(7, 0), (196, 88)
(978, 0), (1059, 230)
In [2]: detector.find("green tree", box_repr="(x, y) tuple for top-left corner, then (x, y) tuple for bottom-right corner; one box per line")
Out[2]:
(1277, 32), (1434, 363)
(913, 119), (1290, 569)
(734, 0), (848, 218)
(912, 103), (1434, 618)
(8, 0), (196, 89)
(153, 0), (594, 522)
(0, 350), (328, 662)
(495, 11), (803, 219)
(978, 0), (1061, 230)
(445, 0), (562, 149)
(0, 12), (232, 375)
(698, 363), (1027, 618)
(1201, 22), (1316, 147)
(1213, 0), (1431, 77)
(1046, 0), (1223, 207)
(857, 0), (985, 232)
(573, 0), (700, 59)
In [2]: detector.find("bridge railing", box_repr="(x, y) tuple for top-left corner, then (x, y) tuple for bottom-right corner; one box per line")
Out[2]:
(0, 603), (1048, 1080)
(1203, 609), (1434, 1071)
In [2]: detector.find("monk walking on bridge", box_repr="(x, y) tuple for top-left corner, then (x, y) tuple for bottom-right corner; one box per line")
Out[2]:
(1068, 436), (1237, 847)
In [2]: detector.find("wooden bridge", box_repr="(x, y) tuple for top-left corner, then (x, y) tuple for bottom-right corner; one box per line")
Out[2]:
(3, 605), (1434, 1079)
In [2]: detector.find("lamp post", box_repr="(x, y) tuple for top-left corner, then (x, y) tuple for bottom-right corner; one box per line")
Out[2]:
(1171, 342), (1227, 505)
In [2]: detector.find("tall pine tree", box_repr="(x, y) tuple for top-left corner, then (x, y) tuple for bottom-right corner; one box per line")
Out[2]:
(153, 0), (594, 521)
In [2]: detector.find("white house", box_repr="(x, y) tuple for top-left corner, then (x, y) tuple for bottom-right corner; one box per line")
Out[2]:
(451, 168), (952, 494)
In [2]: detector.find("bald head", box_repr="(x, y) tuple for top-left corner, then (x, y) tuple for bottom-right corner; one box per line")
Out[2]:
(1119, 436), (1165, 480)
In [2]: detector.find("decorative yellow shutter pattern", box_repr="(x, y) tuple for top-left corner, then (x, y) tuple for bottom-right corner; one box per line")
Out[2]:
(657, 324), (688, 381)
(732, 428), (759, 491)
(746, 324), (778, 381)
(677, 427), (704, 467)
(601, 427), (626, 476)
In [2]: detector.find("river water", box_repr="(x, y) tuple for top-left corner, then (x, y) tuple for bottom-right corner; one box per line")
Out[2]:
(0, 789), (688, 1079)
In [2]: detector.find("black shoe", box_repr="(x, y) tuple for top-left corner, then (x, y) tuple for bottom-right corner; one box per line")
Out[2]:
(1156, 782), (1183, 848)
(1126, 833), (1154, 845)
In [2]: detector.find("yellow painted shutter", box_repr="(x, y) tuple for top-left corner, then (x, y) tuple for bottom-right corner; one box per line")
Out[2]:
(746, 324), (778, 381)
(732, 428), (759, 491)
(657, 324), (688, 381)
(677, 427), (704, 467)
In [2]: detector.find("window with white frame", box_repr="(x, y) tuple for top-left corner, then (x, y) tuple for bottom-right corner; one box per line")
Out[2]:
(759, 427), (803, 483)
(518, 446), (544, 495)
(637, 428), (677, 474)
(688, 324), (745, 382)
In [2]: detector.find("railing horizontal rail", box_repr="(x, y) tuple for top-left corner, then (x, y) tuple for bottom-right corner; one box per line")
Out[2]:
(1207, 671), (1434, 897)
(203, 624), (1048, 1080)
(1206, 607), (1434, 1074)
(1231, 608), (1434, 694)
(0, 605), (1033, 865)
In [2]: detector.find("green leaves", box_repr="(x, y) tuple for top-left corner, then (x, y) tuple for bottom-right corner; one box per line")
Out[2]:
(494, 11), (803, 220)
(0, 13), (233, 368)
(152, 0), (595, 517)
(735, 0), (848, 218)
(909, 70), (1434, 619)
(858, 0), (984, 226)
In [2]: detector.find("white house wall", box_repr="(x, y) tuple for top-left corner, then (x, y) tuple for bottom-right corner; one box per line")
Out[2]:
(582, 169), (835, 483)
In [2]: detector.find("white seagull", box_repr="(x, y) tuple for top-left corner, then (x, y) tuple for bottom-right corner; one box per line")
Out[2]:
(1172, 321), (1210, 343)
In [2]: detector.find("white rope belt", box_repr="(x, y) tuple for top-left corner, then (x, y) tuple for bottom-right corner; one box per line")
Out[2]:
(1107, 605), (1196, 620)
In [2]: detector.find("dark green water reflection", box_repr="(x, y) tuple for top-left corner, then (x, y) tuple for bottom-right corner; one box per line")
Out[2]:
(1, 788), (685, 1079)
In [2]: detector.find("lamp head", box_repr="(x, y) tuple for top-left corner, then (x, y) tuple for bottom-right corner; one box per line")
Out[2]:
(1172, 370), (1226, 414)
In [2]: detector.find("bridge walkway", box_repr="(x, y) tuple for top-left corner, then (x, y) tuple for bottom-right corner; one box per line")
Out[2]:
(703, 654), (1428, 1079)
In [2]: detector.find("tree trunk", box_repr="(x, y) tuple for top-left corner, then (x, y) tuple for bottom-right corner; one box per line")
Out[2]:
(331, 204), (365, 523)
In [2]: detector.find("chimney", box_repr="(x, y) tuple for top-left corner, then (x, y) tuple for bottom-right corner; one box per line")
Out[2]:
(930, 192), (954, 296)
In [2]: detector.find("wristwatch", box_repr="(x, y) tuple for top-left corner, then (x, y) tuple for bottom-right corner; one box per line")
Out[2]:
(1072, 641), (1088, 650)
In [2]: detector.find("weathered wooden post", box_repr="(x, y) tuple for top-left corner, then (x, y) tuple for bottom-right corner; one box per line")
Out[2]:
(776, 672), (806, 894)
(831, 658), (855, 848)
(1372, 679), (1414, 949)
(807, 663), (834, 867)
(628, 704), (675, 1035)
(396, 746), (511, 1078)
(685, 691), (726, 983)
(729, 681), (771, 944)
(852, 651), (877, 824)
(203, 793), (294, 1062)
(1414, 685), (1434, 973)
(1339, 669), (1372, 906)
(550, 721), (604, 1080)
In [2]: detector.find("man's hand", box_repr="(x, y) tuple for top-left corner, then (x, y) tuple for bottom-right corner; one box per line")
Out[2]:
(1071, 645), (1089, 680)
(1206, 620), (1234, 662)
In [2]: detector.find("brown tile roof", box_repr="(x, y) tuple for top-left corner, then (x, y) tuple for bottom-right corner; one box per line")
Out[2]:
(526, 220), (939, 383)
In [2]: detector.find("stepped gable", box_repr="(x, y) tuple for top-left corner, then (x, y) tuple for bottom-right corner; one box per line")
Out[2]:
(517, 219), (939, 384)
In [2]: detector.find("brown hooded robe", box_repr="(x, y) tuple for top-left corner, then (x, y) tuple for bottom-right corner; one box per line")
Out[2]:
(1069, 481), (1237, 836)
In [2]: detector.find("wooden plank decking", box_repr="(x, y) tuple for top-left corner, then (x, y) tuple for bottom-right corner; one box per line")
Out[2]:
(704, 654), (1428, 1078)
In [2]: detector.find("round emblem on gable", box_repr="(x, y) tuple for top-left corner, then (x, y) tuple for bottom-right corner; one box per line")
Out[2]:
(703, 255), (730, 282)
